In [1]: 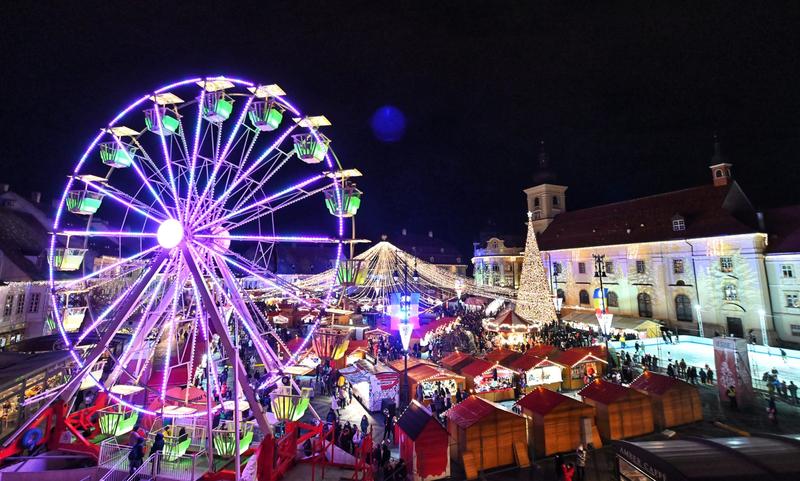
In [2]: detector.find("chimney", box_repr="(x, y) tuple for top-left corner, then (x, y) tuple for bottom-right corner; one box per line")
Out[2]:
(428, 230), (433, 238)
(30, 191), (41, 204)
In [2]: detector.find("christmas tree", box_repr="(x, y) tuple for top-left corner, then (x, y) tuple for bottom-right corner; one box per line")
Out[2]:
(515, 212), (558, 322)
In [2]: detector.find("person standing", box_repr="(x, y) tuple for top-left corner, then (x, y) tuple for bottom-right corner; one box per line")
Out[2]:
(361, 415), (370, 436)
(726, 385), (737, 410)
(128, 437), (145, 475)
(767, 397), (778, 425)
(575, 444), (587, 481)
(150, 432), (165, 475)
(706, 365), (714, 384)
(788, 381), (798, 404)
(331, 393), (339, 416)
(562, 462), (576, 481)
(554, 453), (564, 480)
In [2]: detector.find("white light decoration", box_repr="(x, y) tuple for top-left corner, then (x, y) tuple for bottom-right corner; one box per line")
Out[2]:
(596, 312), (614, 335)
(694, 304), (704, 338)
(156, 218), (184, 249)
(552, 296), (563, 313)
(758, 308), (769, 347)
(515, 213), (558, 322)
(398, 322), (413, 351)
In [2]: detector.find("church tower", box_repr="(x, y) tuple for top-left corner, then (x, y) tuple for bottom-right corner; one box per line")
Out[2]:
(523, 141), (567, 233)
(709, 134), (733, 187)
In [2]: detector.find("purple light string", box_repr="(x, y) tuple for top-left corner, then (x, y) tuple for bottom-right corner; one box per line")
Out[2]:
(151, 102), (181, 222)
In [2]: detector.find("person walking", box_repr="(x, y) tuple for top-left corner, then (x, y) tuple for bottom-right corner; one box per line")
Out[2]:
(789, 381), (798, 404)
(767, 397), (778, 425)
(699, 368), (707, 384)
(128, 437), (145, 475)
(150, 432), (165, 475)
(706, 366), (714, 384)
(575, 444), (587, 481)
(331, 393), (339, 416)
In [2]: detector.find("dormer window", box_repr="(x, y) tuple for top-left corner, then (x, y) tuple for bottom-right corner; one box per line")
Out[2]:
(672, 214), (686, 232)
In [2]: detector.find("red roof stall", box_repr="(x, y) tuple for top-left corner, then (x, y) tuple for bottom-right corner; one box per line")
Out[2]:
(396, 401), (450, 481)
(630, 371), (703, 429)
(484, 348), (523, 365)
(515, 387), (602, 457)
(509, 353), (566, 392)
(440, 351), (475, 372)
(446, 396), (528, 473)
(579, 379), (654, 440)
(459, 359), (516, 402)
(550, 348), (608, 390)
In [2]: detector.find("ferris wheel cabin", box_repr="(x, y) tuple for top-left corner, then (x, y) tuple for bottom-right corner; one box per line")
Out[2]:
(324, 182), (362, 217)
(248, 100), (284, 131)
(202, 91), (235, 123)
(50, 247), (87, 272)
(144, 106), (181, 135)
(66, 190), (104, 215)
(99, 141), (137, 168)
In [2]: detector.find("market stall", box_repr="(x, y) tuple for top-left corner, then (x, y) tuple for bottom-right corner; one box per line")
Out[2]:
(509, 354), (565, 392)
(446, 396), (528, 473)
(515, 387), (601, 457)
(579, 379), (654, 440)
(458, 359), (516, 402)
(440, 351), (475, 372)
(339, 359), (400, 412)
(484, 348), (523, 366)
(551, 348), (608, 390)
(396, 400), (450, 481)
(630, 372), (702, 429)
(405, 364), (465, 402)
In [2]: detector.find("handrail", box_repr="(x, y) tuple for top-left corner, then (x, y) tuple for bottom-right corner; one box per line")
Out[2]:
(125, 453), (157, 481)
(98, 450), (130, 481)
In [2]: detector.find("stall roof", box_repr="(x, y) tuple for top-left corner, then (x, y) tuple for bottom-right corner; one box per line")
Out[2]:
(516, 387), (588, 416)
(446, 395), (520, 429)
(509, 352), (566, 371)
(551, 348), (607, 367)
(406, 364), (464, 383)
(460, 358), (512, 378)
(484, 348), (523, 365)
(522, 344), (559, 358)
(418, 316), (458, 335)
(440, 351), (474, 370)
(345, 339), (370, 355)
(485, 308), (533, 331)
(630, 371), (689, 396)
(579, 379), (633, 404)
(397, 400), (442, 440)
(387, 357), (437, 372)
(615, 435), (800, 480)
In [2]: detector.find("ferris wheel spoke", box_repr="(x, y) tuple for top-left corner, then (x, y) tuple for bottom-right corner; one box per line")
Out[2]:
(192, 124), (298, 227)
(194, 175), (328, 232)
(108, 135), (174, 217)
(151, 102), (183, 221)
(59, 245), (159, 290)
(221, 181), (333, 233)
(57, 230), (157, 238)
(185, 89), (207, 221)
(226, 153), (291, 216)
(194, 233), (340, 244)
(79, 177), (166, 223)
(181, 244), (271, 434)
(129, 137), (177, 198)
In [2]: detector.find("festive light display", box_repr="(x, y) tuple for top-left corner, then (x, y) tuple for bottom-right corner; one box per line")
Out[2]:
(515, 213), (558, 322)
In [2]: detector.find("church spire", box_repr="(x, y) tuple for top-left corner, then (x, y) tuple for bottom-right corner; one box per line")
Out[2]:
(532, 140), (556, 184)
(711, 133), (727, 165)
(709, 134), (733, 187)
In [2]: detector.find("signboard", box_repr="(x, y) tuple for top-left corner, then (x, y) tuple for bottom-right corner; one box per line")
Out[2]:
(713, 336), (754, 408)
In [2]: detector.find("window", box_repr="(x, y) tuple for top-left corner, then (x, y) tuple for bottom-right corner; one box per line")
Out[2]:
(786, 293), (799, 308)
(607, 291), (619, 308)
(553, 262), (562, 275)
(723, 284), (738, 301)
(782, 265), (795, 278)
(578, 262), (586, 274)
(557, 289), (565, 302)
(673, 259), (684, 274)
(675, 294), (693, 321)
(791, 324), (800, 336)
(672, 216), (686, 232)
(720, 257), (733, 273)
(552, 196), (559, 206)
(2, 297), (12, 316)
(534, 197), (540, 207)
(28, 293), (40, 313)
(533, 211), (541, 220)
(637, 293), (653, 318)
(579, 290), (590, 305)
(636, 260), (646, 274)
(15, 294), (24, 314)
(605, 261), (614, 274)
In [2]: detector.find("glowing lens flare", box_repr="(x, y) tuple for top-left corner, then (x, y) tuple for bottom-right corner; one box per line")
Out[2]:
(157, 218), (184, 248)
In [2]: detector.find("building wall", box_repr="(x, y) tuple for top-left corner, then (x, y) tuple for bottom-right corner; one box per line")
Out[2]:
(472, 238), (523, 288)
(764, 253), (800, 344)
(0, 282), (51, 346)
(538, 233), (776, 343)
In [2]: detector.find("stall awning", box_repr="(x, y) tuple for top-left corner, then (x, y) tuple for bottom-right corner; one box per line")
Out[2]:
(550, 347), (608, 367)
(460, 358), (513, 378)
(579, 379), (632, 404)
(446, 395), (520, 429)
(630, 371), (687, 396)
(516, 387), (586, 416)
(407, 364), (464, 383)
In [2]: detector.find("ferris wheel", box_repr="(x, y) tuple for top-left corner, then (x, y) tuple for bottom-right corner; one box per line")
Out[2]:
(46, 76), (362, 433)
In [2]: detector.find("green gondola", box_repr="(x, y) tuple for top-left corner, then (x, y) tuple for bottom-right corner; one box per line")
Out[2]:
(66, 191), (104, 215)
(292, 133), (330, 164)
(248, 101), (283, 131)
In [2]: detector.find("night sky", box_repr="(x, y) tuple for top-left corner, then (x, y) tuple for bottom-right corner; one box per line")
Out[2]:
(2, 1), (800, 258)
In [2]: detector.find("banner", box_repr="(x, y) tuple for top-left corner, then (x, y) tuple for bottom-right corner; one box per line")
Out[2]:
(713, 336), (754, 408)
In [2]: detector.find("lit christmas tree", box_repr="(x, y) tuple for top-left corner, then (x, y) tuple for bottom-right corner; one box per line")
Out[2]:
(515, 212), (558, 322)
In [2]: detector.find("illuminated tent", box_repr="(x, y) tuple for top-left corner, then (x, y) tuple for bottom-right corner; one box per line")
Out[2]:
(396, 401), (450, 481)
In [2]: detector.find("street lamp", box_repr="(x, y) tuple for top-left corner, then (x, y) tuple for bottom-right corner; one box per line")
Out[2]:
(694, 304), (704, 338)
(593, 254), (613, 363)
(394, 251), (417, 408)
(758, 308), (769, 347)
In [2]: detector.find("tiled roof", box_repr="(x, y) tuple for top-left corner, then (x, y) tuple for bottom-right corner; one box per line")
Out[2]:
(538, 183), (759, 251)
(630, 371), (686, 396)
(579, 379), (635, 404)
(516, 387), (586, 416)
(397, 400), (441, 440)
(763, 205), (800, 254)
(0, 208), (49, 280)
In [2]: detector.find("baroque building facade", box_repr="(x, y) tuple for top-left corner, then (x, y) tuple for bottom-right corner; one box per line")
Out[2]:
(473, 141), (800, 345)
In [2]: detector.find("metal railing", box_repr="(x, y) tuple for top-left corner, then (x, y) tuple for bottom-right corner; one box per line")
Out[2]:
(97, 449), (131, 481)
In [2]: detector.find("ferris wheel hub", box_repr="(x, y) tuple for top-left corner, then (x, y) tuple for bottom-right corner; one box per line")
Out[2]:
(157, 218), (184, 249)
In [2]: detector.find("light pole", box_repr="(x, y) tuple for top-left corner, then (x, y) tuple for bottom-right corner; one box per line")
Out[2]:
(593, 254), (613, 363)
(394, 253), (418, 409)
(694, 304), (704, 339)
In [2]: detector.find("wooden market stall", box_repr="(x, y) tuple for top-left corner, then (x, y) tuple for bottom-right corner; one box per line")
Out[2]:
(339, 359), (400, 412)
(630, 371), (702, 429)
(484, 348), (523, 366)
(459, 358), (516, 402)
(509, 354), (566, 392)
(579, 379), (654, 440)
(405, 364), (465, 402)
(440, 351), (475, 372)
(396, 400), (450, 481)
(515, 387), (601, 457)
(550, 348), (608, 390)
(446, 396), (529, 475)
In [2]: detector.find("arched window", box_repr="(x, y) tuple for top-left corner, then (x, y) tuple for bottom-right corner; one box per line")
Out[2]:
(607, 291), (619, 308)
(716, 169), (723, 178)
(579, 290), (590, 305)
(638, 293), (653, 318)
(557, 289), (566, 303)
(534, 197), (540, 207)
(552, 196), (560, 206)
(675, 294), (693, 321)
(553, 262), (562, 275)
